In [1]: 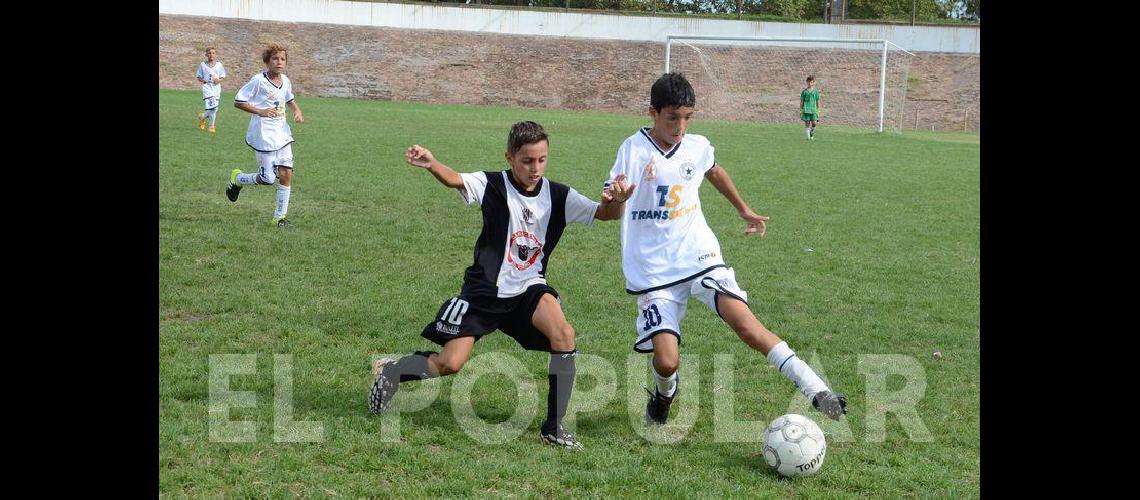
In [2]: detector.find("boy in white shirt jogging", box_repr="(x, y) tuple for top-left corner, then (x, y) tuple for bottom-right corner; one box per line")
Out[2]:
(195, 48), (226, 134)
(604, 73), (848, 425)
(225, 44), (305, 227)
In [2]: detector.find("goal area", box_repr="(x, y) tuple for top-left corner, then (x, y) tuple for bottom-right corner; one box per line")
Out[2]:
(665, 35), (915, 132)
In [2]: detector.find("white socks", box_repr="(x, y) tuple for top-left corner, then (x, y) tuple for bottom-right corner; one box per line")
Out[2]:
(766, 341), (829, 401)
(274, 184), (291, 219)
(651, 358), (677, 398)
(208, 109), (218, 127)
(235, 173), (258, 185)
(806, 128), (812, 139)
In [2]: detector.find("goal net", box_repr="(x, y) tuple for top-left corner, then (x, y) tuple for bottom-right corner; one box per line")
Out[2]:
(665, 36), (915, 132)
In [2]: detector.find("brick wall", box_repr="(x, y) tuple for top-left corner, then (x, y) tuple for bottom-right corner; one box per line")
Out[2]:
(160, 15), (978, 131)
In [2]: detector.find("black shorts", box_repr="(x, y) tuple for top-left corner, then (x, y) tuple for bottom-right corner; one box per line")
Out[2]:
(420, 284), (559, 352)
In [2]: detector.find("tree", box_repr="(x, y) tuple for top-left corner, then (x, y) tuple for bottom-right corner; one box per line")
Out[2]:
(846, 0), (952, 22)
(953, 0), (979, 21)
(757, 0), (816, 18)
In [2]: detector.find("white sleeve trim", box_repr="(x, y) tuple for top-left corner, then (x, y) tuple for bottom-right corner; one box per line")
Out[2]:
(565, 188), (600, 225)
(458, 171), (488, 205)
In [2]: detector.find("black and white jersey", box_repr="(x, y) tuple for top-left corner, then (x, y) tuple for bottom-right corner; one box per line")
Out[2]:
(457, 171), (599, 298)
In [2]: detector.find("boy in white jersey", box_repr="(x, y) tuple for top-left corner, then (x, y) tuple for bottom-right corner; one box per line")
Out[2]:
(195, 48), (226, 134)
(225, 44), (305, 227)
(604, 73), (848, 425)
(369, 122), (634, 449)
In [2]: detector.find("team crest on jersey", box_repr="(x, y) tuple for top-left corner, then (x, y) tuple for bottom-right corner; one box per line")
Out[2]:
(507, 231), (543, 271)
(680, 162), (696, 180)
(642, 158), (657, 182)
(522, 208), (535, 225)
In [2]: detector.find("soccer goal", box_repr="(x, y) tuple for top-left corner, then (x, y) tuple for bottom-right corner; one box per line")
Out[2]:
(665, 35), (916, 133)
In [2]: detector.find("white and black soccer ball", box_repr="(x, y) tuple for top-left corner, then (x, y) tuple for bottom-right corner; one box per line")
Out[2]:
(762, 414), (827, 477)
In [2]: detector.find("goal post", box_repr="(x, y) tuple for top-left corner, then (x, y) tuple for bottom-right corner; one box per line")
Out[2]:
(664, 35), (916, 133)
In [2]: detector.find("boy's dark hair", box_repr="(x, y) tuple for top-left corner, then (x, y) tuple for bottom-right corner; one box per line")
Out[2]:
(262, 44), (288, 64)
(650, 72), (696, 111)
(806, 76), (815, 83)
(507, 121), (548, 155)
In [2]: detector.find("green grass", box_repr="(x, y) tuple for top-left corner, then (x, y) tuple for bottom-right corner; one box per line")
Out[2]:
(160, 89), (979, 496)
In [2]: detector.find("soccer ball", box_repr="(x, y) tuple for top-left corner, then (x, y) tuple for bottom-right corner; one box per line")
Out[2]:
(762, 414), (827, 477)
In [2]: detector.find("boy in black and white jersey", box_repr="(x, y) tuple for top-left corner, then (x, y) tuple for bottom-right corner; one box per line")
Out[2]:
(369, 121), (634, 449)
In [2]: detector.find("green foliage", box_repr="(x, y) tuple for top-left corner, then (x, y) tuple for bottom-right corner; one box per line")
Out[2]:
(756, 0), (816, 18)
(846, 0), (952, 22)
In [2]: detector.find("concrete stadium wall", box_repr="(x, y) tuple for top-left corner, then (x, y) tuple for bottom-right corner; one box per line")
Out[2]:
(158, 0), (979, 54)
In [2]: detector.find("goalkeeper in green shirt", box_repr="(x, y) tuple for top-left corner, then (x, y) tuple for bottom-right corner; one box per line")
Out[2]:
(800, 76), (821, 140)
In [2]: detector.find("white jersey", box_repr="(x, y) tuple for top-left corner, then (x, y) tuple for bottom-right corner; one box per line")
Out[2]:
(457, 171), (599, 298)
(606, 128), (725, 294)
(196, 61), (226, 99)
(234, 72), (295, 152)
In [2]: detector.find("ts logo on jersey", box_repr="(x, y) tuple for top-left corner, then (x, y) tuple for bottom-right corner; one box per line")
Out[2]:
(656, 185), (683, 208)
(266, 91), (285, 119)
(630, 184), (699, 221)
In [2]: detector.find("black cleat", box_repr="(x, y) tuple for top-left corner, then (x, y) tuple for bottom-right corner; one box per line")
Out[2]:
(539, 422), (583, 449)
(645, 385), (677, 425)
(274, 216), (290, 228)
(226, 169), (242, 202)
(812, 390), (848, 421)
(225, 183), (241, 202)
(368, 358), (399, 414)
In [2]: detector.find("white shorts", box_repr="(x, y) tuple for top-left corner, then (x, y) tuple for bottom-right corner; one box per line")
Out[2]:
(632, 266), (749, 353)
(256, 144), (294, 173)
(203, 96), (219, 110)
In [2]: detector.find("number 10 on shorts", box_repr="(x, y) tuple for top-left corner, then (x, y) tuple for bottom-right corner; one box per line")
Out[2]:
(441, 297), (470, 326)
(642, 304), (662, 331)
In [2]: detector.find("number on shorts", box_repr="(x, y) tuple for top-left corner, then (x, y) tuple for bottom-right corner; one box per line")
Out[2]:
(642, 304), (662, 331)
(441, 297), (470, 326)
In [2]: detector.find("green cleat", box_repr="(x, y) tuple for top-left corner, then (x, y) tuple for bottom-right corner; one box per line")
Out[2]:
(274, 216), (290, 228)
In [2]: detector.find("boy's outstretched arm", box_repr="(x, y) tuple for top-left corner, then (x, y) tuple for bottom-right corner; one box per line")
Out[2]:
(406, 144), (464, 189)
(704, 164), (769, 237)
(596, 174), (635, 221)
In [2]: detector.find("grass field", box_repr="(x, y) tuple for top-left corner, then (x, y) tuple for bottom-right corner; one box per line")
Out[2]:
(159, 88), (979, 496)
